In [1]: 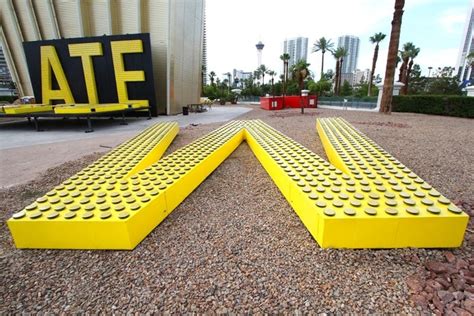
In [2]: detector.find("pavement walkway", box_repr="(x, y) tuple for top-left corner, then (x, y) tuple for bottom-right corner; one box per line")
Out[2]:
(0, 106), (253, 188)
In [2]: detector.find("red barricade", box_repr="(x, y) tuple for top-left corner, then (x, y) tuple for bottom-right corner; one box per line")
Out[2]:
(260, 96), (284, 110)
(260, 95), (317, 110)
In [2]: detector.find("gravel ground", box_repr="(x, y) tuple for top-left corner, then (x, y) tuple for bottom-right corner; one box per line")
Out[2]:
(0, 106), (473, 313)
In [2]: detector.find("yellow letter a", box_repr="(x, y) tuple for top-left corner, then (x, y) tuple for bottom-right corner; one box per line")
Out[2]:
(41, 46), (75, 104)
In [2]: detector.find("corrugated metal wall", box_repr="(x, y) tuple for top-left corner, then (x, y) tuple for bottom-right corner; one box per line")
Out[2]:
(84, 0), (111, 36)
(12, 0), (42, 41)
(0, 0), (203, 115)
(143, 0), (169, 113)
(32, 0), (61, 40)
(168, 0), (203, 114)
(54, 0), (84, 38)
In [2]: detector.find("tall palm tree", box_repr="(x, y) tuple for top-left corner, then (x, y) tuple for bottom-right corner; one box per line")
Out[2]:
(402, 44), (420, 94)
(266, 70), (276, 96)
(367, 32), (386, 96)
(209, 71), (216, 86)
(338, 48), (348, 95)
(333, 51), (340, 96)
(258, 64), (268, 85)
(280, 53), (290, 105)
(291, 60), (310, 114)
(312, 37), (334, 79)
(333, 47), (348, 96)
(380, 0), (405, 114)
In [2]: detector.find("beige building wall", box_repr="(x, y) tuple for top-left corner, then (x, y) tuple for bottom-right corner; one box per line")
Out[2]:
(0, 0), (204, 115)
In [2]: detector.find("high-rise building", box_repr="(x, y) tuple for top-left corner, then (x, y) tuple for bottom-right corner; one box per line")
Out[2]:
(0, 46), (12, 83)
(337, 35), (360, 85)
(0, 0), (204, 114)
(353, 69), (370, 85)
(256, 41), (264, 67)
(283, 37), (308, 69)
(233, 69), (252, 88)
(233, 69), (252, 81)
(455, 3), (474, 84)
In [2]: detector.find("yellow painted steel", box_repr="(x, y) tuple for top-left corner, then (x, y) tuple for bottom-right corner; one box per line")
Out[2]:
(40, 46), (75, 104)
(8, 121), (179, 249)
(111, 40), (149, 108)
(53, 103), (135, 114)
(3, 104), (53, 114)
(7, 119), (468, 250)
(315, 118), (468, 248)
(68, 42), (104, 104)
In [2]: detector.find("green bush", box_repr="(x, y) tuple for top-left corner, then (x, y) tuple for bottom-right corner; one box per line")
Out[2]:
(0, 95), (16, 103)
(392, 95), (474, 118)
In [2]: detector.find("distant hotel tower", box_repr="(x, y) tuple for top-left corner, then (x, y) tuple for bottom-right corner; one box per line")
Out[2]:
(337, 35), (360, 85)
(283, 37), (308, 69)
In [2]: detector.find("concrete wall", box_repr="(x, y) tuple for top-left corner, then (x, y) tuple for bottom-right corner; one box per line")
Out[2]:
(0, 0), (204, 115)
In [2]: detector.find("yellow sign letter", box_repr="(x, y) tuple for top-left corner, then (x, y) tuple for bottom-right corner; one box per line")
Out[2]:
(68, 42), (103, 104)
(40, 46), (75, 104)
(111, 40), (148, 107)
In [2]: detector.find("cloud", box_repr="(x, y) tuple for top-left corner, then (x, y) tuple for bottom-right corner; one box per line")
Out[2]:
(438, 7), (468, 33)
(206, 0), (467, 81)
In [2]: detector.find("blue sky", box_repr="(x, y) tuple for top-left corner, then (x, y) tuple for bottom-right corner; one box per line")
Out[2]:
(207, 0), (471, 80)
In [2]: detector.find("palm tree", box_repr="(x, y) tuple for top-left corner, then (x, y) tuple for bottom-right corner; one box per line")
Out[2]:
(223, 72), (232, 91)
(402, 44), (420, 94)
(398, 42), (415, 87)
(380, 0), (405, 114)
(280, 53), (290, 105)
(312, 37), (334, 79)
(258, 64), (268, 85)
(333, 47), (348, 96)
(367, 32), (386, 96)
(291, 60), (310, 114)
(209, 71), (216, 86)
(253, 70), (261, 85)
(266, 70), (276, 96)
(333, 51), (340, 96)
(222, 78), (229, 88)
(201, 65), (207, 94)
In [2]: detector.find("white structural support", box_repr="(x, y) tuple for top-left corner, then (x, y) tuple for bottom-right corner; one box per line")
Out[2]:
(375, 81), (404, 112)
(466, 85), (474, 97)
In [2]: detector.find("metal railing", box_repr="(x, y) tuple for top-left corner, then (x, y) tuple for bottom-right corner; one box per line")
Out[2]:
(238, 95), (261, 102)
(318, 97), (377, 109)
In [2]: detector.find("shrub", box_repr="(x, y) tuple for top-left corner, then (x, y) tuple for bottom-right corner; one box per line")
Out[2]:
(392, 95), (474, 118)
(0, 96), (16, 103)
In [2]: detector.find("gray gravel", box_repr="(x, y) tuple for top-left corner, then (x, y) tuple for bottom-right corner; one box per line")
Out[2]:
(0, 106), (472, 313)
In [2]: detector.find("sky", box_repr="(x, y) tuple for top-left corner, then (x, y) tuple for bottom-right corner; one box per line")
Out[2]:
(206, 0), (471, 81)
